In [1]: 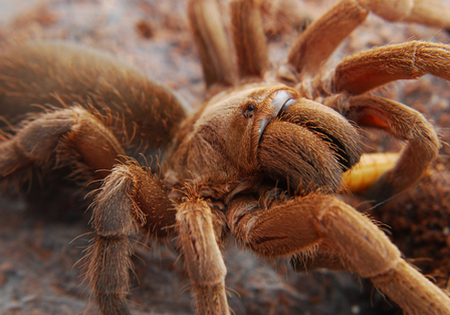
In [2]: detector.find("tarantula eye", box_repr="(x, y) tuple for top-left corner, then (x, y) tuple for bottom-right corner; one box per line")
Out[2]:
(243, 103), (255, 118)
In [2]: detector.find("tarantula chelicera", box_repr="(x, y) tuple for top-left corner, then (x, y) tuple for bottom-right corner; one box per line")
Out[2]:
(1, 0), (450, 314)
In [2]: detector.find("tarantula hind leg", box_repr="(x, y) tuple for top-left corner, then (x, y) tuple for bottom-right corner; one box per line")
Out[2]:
(86, 162), (175, 315)
(228, 193), (450, 315)
(0, 107), (125, 182)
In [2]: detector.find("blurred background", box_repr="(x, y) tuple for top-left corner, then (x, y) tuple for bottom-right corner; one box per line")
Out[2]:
(0, 0), (449, 314)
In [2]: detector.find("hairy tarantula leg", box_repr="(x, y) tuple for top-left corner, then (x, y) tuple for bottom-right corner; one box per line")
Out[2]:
(332, 41), (450, 95)
(188, 0), (235, 90)
(359, 0), (450, 28)
(0, 41), (188, 157)
(287, 0), (450, 77)
(339, 95), (440, 203)
(0, 107), (125, 180)
(230, 0), (269, 79)
(291, 249), (350, 272)
(228, 194), (450, 315)
(287, 0), (369, 77)
(87, 163), (174, 315)
(176, 187), (229, 315)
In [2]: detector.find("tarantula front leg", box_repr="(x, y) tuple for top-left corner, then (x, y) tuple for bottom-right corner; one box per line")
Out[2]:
(87, 162), (175, 314)
(286, 0), (450, 77)
(332, 95), (440, 203)
(228, 193), (450, 315)
(332, 41), (450, 95)
(176, 187), (229, 315)
(321, 41), (449, 202)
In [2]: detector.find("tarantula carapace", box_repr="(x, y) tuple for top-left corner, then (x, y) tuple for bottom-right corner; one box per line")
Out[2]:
(1, 0), (450, 314)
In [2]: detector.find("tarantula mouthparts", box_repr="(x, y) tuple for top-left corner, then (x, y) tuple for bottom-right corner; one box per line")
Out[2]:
(1, 0), (450, 314)
(255, 87), (363, 193)
(168, 84), (363, 196)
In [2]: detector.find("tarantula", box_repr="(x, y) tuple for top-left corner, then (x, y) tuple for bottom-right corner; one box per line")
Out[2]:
(1, 0), (450, 314)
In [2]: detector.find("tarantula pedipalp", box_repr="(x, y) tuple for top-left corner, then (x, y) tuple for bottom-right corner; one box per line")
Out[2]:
(1, 0), (450, 314)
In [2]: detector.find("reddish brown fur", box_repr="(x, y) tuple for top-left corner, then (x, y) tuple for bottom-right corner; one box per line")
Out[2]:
(1, 0), (450, 314)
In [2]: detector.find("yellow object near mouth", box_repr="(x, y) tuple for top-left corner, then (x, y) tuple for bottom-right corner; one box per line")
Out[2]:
(342, 152), (400, 193)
